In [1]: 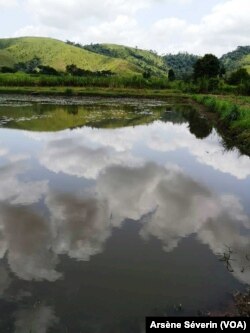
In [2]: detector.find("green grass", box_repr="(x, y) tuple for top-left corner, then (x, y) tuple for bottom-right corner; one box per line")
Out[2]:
(192, 94), (250, 154)
(0, 72), (171, 89)
(0, 37), (140, 75)
(0, 85), (184, 99)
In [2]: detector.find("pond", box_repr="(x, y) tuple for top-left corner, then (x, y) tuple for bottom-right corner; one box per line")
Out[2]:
(0, 96), (250, 332)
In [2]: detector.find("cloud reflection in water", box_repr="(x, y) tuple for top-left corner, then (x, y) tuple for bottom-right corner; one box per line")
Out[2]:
(0, 156), (249, 284)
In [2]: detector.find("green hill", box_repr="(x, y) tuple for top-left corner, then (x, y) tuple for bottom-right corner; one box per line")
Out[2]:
(83, 43), (169, 77)
(0, 37), (249, 78)
(220, 46), (250, 73)
(0, 37), (140, 75)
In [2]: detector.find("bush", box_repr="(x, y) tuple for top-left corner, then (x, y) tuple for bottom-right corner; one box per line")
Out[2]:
(0, 66), (16, 73)
(227, 68), (250, 85)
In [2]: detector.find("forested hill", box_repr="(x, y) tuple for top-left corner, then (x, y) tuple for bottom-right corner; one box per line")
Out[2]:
(163, 53), (199, 79)
(220, 46), (250, 73)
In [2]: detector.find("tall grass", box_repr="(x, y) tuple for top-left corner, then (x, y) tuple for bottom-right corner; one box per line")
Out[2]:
(193, 94), (250, 153)
(0, 73), (171, 89)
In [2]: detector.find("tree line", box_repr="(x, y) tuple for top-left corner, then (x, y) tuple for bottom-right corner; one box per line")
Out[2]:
(168, 53), (250, 94)
(0, 52), (249, 95)
(0, 57), (115, 77)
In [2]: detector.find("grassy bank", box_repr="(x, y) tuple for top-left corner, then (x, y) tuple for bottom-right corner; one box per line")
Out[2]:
(192, 94), (250, 154)
(0, 86), (185, 99)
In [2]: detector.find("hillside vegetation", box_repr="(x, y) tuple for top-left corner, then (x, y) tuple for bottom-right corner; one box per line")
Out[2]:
(163, 53), (199, 79)
(0, 50), (15, 68)
(221, 46), (250, 73)
(83, 43), (169, 76)
(0, 37), (140, 75)
(0, 37), (249, 78)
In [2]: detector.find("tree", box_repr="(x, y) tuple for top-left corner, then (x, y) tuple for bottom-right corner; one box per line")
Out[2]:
(66, 64), (81, 75)
(14, 57), (41, 74)
(227, 68), (250, 85)
(188, 110), (212, 139)
(26, 57), (41, 73)
(38, 65), (58, 75)
(0, 66), (16, 73)
(168, 69), (176, 81)
(193, 54), (221, 79)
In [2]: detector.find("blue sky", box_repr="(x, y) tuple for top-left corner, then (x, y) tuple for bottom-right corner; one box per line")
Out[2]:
(0, 0), (249, 55)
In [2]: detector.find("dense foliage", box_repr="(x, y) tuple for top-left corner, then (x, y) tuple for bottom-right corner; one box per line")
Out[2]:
(168, 69), (176, 81)
(193, 54), (221, 79)
(66, 64), (114, 77)
(163, 53), (199, 79)
(83, 43), (169, 77)
(221, 46), (250, 72)
(227, 68), (250, 85)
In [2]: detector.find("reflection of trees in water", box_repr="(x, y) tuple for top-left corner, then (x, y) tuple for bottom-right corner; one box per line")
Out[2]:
(66, 105), (79, 115)
(161, 107), (213, 139)
(217, 245), (250, 274)
(160, 105), (196, 125)
(187, 110), (213, 139)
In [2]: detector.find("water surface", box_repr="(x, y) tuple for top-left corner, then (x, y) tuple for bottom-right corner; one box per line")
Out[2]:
(0, 96), (250, 332)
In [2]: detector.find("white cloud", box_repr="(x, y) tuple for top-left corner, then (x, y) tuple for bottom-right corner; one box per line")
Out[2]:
(39, 137), (141, 179)
(0, 204), (61, 281)
(26, 120), (250, 180)
(14, 25), (61, 39)
(0, 147), (8, 157)
(25, 0), (153, 28)
(0, 0), (17, 7)
(46, 192), (111, 261)
(12, 0), (250, 55)
(97, 163), (250, 284)
(82, 15), (140, 46)
(0, 159), (249, 284)
(146, 0), (250, 55)
(147, 123), (250, 180)
(0, 162), (48, 205)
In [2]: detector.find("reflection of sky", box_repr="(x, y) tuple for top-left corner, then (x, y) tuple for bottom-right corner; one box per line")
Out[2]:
(0, 120), (250, 286)
(14, 304), (58, 333)
(26, 121), (250, 180)
(1, 111), (250, 330)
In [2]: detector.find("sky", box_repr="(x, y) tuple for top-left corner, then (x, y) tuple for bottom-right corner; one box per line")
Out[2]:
(0, 0), (249, 56)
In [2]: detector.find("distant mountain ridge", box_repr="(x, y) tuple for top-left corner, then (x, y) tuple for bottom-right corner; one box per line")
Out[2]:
(0, 37), (249, 77)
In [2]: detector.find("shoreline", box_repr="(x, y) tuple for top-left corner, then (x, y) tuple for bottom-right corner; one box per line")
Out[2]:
(0, 87), (249, 156)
